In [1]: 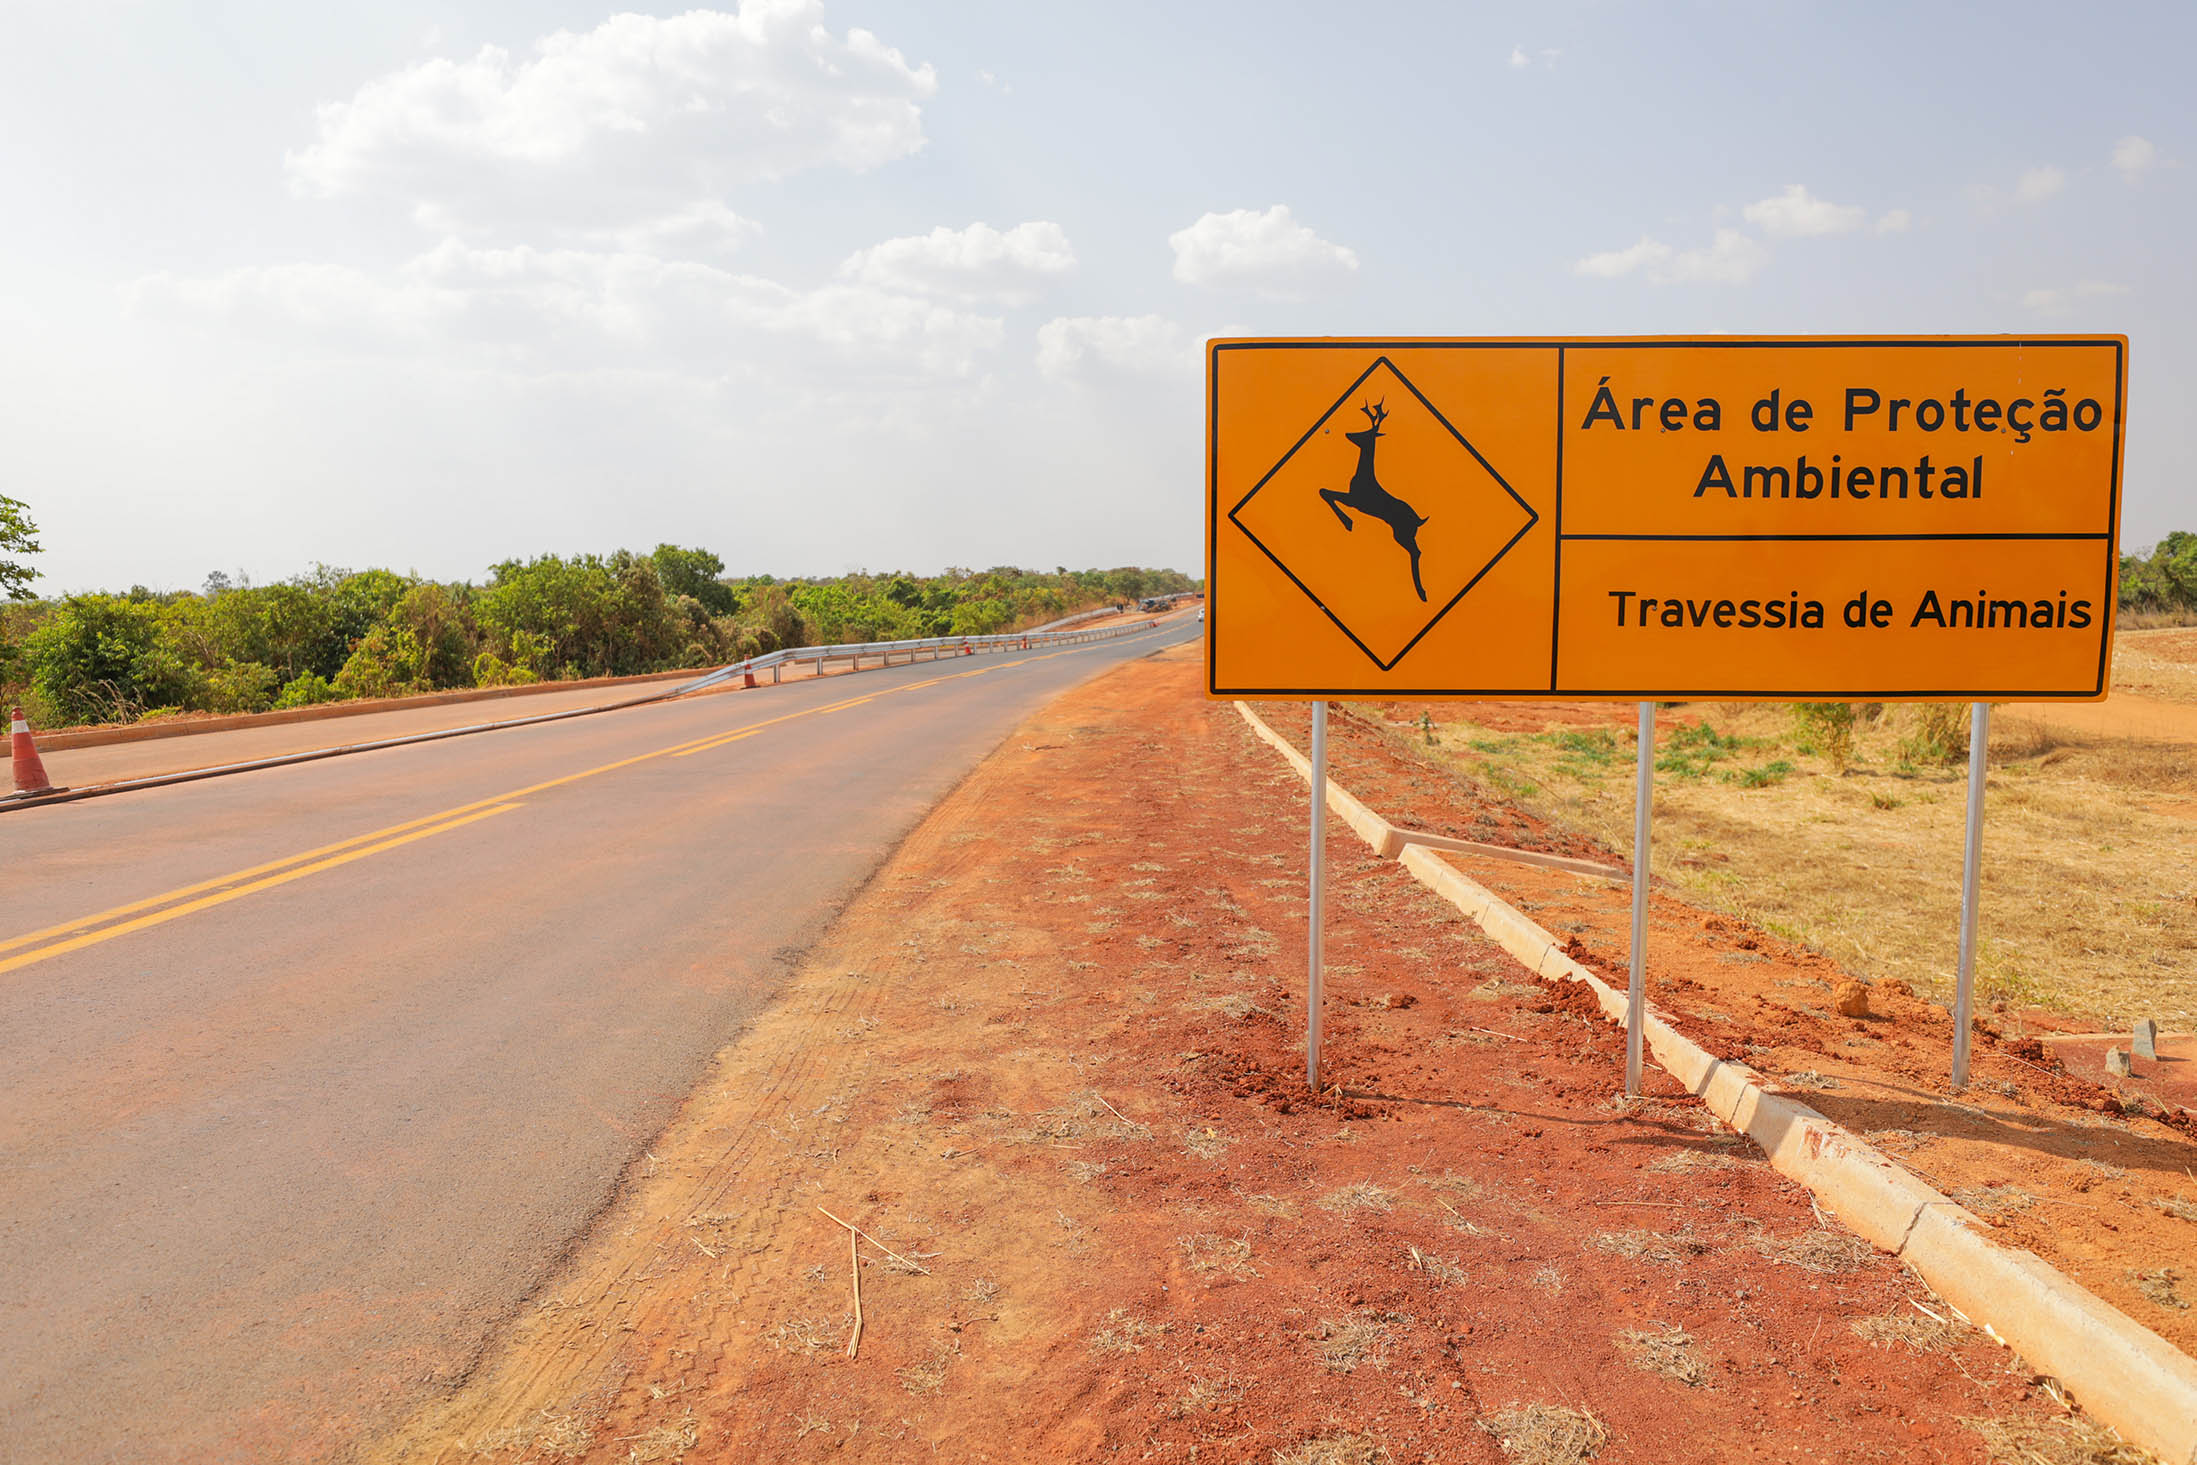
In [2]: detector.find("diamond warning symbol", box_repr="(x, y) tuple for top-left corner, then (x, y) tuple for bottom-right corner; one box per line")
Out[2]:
(1227, 356), (1537, 670)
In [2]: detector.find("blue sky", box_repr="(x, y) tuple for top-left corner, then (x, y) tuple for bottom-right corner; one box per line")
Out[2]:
(3, 1), (2188, 591)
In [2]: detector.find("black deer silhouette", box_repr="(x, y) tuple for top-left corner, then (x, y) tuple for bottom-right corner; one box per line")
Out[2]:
(1320, 399), (1429, 601)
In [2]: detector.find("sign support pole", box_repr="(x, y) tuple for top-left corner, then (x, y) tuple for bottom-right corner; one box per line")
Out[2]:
(1951, 701), (1991, 1092)
(1626, 701), (1654, 1097)
(1307, 700), (1328, 1092)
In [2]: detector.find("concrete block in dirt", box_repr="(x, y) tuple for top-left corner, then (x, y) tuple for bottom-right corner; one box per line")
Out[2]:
(2135, 1019), (2159, 1061)
(2107, 1046), (2133, 1078)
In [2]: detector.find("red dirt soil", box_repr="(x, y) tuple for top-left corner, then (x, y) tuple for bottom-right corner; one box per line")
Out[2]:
(1291, 695), (2197, 1360)
(367, 649), (2148, 1464)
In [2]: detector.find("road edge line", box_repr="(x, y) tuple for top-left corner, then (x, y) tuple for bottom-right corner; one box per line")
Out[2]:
(1233, 698), (2197, 1465)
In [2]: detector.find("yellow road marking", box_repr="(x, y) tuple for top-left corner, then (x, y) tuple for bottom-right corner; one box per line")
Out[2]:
(0, 805), (523, 977)
(671, 729), (763, 758)
(2, 623), (1173, 972)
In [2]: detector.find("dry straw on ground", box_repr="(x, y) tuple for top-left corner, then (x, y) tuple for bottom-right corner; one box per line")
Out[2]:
(1272, 1432), (1391, 1465)
(1311, 1312), (1400, 1375)
(1851, 1307), (1968, 1353)
(1317, 1181), (1397, 1217)
(1090, 1309), (1167, 1356)
(464, 1409), (593, 1459)
(1480, 1403), (1611, 1464)
(1749, 1228), (1877, 1274)
(1965, 1413), (2153, 1465)
(1588, 1228), (1709, 1265)
(1615, 1324), (1706, 1386)
(1179, 1232), (1259, 1279)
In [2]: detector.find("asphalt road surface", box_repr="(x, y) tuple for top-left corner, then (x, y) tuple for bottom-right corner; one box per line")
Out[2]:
(0, 619), (1200, 1462)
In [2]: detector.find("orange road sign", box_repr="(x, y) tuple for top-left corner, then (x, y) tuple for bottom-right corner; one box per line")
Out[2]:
(1207, 336), (2127, 701)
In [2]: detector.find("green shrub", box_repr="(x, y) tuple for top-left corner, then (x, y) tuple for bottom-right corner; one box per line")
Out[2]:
(1656, 722), (1744, 779)
(1900, 703), (1972, 766)
(205, 660), (280, 714)
(471, 652), (538, 687)
(333, 625), (429, 699)
(1793, 702), (1858, 772)
(273, 672), (340, 708)
(24, 593), (197, 724)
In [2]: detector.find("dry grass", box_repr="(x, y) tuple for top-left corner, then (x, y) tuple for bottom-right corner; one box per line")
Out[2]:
(1615, 1324), (1706, 1386)
(1180, 1233), (1259, 1279)
(2151, 1195), (2197, 1223)
(1246, 1192), (1299, 1218)
(465, 1408), (594, 1459)
(897, 1344), (954, 1395)
(1647, 1150), (1741, 1174)
(1750, 1227), (1876, 1274)
(769, 1315), (841, 1353)
(1312, 1311), (1400, 1374)
(1091, 1308), (1168, 1356)
(1529, 1264), (1565, 1295)
(1318, 1181), (1397, 1217)
(1183, 1125), (1232, 1160)
(1022, 1091), (1152, 1145)
(1965, 1414), (2153, 1465)
(620, 1411), (699, 1463)
(1405, 1246), (1466, 1286)
(1187, 992), (1269, 1019)
(1479, 1403), (1610, 1463)
(1273, 1432), (1390, 1465)
(1953, 1184), (2038, 1218)
(1851, 1308), (1968, 1352)
(1402, 683), (2197, 1023)
(2129, 1267), (2190, 1310)
(1172, 1374), (1250, 1419)
(1588, 1228), (1709, 1266)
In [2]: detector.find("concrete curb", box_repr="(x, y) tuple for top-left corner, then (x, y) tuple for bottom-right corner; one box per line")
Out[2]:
(1233, 700), (2197, 1464)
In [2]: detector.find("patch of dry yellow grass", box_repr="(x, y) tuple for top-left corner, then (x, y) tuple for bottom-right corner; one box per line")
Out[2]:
(1394, 680), (2197, 1025)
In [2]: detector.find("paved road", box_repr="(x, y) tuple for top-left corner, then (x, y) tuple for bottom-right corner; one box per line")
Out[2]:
(0, 619), (1200, 1462)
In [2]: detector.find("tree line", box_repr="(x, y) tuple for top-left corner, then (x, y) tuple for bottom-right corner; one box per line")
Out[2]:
(0, 522), (1195, 729)
(2118, 532), (2197, 616)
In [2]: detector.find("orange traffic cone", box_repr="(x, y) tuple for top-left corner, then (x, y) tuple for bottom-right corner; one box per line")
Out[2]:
(9, 706), (62, 799)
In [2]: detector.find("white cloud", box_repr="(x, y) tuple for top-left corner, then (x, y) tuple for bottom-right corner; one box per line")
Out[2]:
(1508, 45), (1559, 69)
(1035, 315), (1195, 378)
(1574, 236), (1669, 279)
(2020, 280), (2131, 316)
(1508, 46), (1530, 69)
(1742, 184), (1865, 238)
(1572, 228), (1767, 286)
(1168, 205), (1358, 300)
(2112, 135), (2158, 184)
(1875, 209), (1911, 234)
(127, 241), (1004, 379)
(592, 202), (760, 260)
(2015, 165), (2067, 204)
(285, 4), (937, 236)
(838, 221), (1074, 304)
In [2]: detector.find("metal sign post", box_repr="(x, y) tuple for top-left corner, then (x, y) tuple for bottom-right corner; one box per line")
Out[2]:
(1307, 700), (1328, 1091)
(1627, 702), (1654, 1097)
(1951, 701), (1992, 1091)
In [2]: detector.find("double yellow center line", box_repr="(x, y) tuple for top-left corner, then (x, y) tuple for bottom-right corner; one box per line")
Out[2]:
(0, 637), (1118, 976)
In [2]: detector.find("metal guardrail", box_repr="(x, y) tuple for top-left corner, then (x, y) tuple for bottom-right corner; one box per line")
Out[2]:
(669, 612), (1182, 697)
